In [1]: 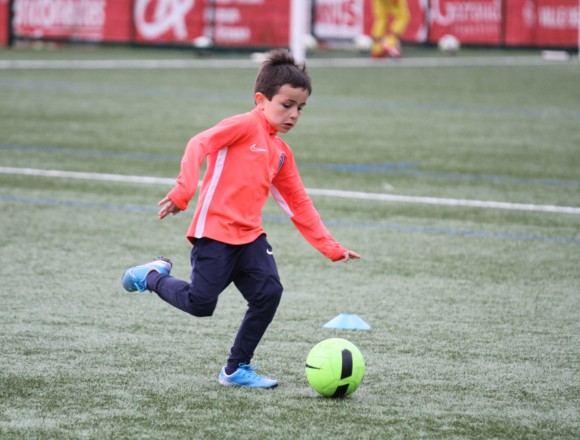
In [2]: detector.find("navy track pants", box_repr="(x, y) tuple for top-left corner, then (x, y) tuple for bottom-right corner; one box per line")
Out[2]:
(147, 235), (283, 369)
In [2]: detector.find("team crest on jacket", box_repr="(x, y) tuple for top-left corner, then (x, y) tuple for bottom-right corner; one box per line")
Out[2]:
(277, 154), (285, 172)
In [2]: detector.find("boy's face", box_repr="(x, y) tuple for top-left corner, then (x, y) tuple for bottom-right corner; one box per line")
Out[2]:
(255, 84), (309, 134)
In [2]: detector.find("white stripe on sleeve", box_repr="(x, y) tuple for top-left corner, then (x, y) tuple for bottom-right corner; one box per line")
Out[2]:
(195, 147), (228, 237)
(270, 184), (294, 218)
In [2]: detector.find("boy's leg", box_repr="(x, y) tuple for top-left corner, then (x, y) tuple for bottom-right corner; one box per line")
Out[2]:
(123, 236), (281, 388)
(226, 235), (283, 371)
(147, 238), (235, 316)
(122, 257), (173, 292)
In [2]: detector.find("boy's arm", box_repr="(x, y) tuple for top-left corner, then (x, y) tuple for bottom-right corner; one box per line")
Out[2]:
(164, 135), (206, 213)
(163, 114), (254, 215)
(271, 155), (359, 262)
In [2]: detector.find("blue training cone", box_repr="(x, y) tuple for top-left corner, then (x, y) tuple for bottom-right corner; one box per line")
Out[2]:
(323, 313), (371, 330)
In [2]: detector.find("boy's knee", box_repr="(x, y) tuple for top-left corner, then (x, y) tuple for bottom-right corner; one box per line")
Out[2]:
(271, 284), (284, 302)
(191, 308), (214, 317)
(189, 302), (217, 317)
(187, 294), (218, 317)
(260, 278), (284, 307)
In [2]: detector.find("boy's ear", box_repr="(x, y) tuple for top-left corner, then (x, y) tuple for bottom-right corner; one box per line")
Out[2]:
(255, 92), (266, 107)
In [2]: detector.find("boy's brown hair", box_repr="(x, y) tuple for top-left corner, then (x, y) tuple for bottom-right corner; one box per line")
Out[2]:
(254, 49), (312, 100)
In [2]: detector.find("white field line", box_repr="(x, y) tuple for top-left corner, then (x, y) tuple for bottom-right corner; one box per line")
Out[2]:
(1, 166), (579, 215)
(0, 166), (175, 185)
(306, 188), (580, 215)
(0, 56), (569, 70)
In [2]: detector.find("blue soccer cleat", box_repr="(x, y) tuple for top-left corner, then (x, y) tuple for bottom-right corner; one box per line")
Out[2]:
(218, 363), (278, 389)
(122, 257), (172, 292)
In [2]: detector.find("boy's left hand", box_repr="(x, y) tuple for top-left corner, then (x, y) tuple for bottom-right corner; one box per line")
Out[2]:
(340, 250), (360, 262)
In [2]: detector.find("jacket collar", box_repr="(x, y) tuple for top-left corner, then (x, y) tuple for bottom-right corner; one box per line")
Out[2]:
(251, 107), (278, 137)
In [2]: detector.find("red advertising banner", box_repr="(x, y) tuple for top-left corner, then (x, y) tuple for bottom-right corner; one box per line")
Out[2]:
(313, 0), (427, 43)
(13, 0), (133, 42)
(211, 0), (289, 47)
(0, 0), (9, 46)
(133, 0), (203, 44)
(102, 0), (133, 42)
(4, 0), (578, 49)
(133, 0), (290, 48)
(427, 0), (503, 44)
(403, 0), (429, 42)
(505, 0), (579, 47)
(314, 0), (365, 40)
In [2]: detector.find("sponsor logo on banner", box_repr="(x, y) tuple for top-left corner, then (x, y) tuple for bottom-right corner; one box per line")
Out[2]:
(134, 0), (195, 40)
(205, 0), (287, 47)
(314, 0), (364, 40)
(536, 3), (578, 30)
(429, 0), (502, 43)
(132, 0), (286, 47)
(520, 0), (578, 30)
(506, 0), (578, 47)
(14, 0), (106, 39)
(430, 0), (501, 26)
(205, 2), (251, 43)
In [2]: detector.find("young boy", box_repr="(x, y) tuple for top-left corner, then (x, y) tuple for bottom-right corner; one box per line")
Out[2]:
(122, 49), (360, 389)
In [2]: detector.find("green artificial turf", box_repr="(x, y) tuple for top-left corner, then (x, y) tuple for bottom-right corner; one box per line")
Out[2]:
(0, 46), (578, 439)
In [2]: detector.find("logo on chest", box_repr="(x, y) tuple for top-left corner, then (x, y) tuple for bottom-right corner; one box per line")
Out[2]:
(250, 144), (268, 152)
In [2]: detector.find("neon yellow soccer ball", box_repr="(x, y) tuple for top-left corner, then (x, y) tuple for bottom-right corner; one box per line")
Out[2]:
(305, 338), (365, 397)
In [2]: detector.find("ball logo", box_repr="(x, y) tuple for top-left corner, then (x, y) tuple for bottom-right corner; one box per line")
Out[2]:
(134, 0), (195, 39)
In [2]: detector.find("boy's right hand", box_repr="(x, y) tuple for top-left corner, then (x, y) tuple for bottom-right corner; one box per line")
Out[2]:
(158, 196), (182, 219)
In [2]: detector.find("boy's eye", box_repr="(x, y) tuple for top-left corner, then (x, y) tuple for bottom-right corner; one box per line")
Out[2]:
(282, 103), (305, 111)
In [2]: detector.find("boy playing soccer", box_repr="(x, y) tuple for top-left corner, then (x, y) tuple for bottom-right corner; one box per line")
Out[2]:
(122, 49), (360, 389)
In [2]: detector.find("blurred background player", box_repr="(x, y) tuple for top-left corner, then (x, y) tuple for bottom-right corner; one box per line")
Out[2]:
(370, 0), (410, 58)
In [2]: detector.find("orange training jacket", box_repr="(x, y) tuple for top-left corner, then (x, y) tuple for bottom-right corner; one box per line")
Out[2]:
(166, 107), (347, 262)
